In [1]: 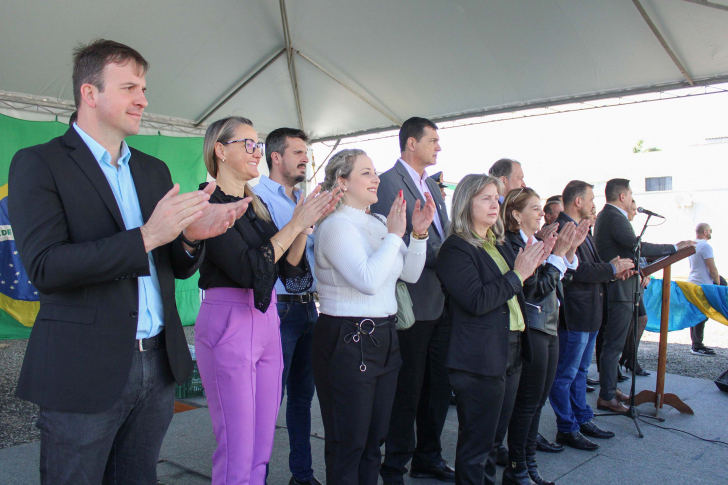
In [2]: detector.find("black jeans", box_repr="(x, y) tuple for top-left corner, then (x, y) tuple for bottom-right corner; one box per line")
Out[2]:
(691, 319), (708, 350)
(312, 314), (402, 485)
(507, 330), (558, 463)
(381, 316), (452, 480)
(449, 331), (522, 485)
(37, 346), (176, 485)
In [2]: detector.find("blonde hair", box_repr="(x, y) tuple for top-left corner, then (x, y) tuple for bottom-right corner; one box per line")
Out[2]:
(203, 116), (269, 221)
(449, 174), (505, 246)
(320, 149), (366, 212)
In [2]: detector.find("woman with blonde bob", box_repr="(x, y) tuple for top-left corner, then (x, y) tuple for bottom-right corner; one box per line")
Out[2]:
(313, 148), (435, 484)
(435, 174), (546, 485)
(194, 116), (338, 484)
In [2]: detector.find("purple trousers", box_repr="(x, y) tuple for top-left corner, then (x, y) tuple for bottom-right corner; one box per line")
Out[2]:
(195, 287), (283, 485)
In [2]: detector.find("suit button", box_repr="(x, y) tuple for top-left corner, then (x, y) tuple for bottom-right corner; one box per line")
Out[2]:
(131, 310), (139, 318)
(132, 273), (138, 277)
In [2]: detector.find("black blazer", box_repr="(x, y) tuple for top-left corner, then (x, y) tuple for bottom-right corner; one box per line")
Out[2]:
(436, 233), (531, 377)
(371, 160), (450, 321)
(8, 128), (202, 413)
(594, 203), (676, 302)
(555, 212), (614, 333)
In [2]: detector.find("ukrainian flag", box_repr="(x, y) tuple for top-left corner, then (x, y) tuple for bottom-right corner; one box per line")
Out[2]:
(0, 183), (39, 339)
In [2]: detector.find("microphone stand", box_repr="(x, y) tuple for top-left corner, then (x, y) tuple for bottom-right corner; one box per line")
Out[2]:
(595, 213), (665, 437)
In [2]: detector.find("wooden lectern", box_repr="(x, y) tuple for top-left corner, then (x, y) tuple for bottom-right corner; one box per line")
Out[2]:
(634, 246), (696, 416)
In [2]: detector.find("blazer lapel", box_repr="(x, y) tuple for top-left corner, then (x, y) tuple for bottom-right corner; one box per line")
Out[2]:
(395, 160), (424, 203)
(64, 129), (126, 231)
(425, 176), (449, 235)
(129, 153), (155, 223)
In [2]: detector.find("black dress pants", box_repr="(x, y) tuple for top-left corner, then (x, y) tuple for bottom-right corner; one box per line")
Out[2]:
(691, 319), (708, 350)
(312, 314), (402, 485)
(449, 331), (522, 485)
(507, 330), (559, 463)
(381, 316), (452, 480)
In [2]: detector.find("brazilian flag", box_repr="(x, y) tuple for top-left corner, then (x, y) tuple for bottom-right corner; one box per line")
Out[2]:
(0, 113), (206, 339)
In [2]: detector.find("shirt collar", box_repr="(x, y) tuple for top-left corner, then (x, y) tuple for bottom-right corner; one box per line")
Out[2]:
(607, 203), (629, 219)
(73, 123), (131, 168)
(258, 175), (301, 201)
(519, 229), (529, 244)
(398, 158), (428, 184)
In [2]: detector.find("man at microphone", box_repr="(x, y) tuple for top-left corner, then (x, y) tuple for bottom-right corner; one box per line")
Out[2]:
(593, 178), (694, 413)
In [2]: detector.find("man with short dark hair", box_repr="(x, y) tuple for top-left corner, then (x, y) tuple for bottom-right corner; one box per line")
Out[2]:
(256, 128), (321, 485)
(372, 117), (453, 484)
(549, 181), (633, 451)
(489, 158), (526, 195)
(594, 178), (693, 413)
(544, 200), (563, 226)
(9, 39), (247, 484)
(688, 223), (719, 355)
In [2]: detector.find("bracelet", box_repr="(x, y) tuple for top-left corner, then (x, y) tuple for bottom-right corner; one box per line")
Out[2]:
(271, 237), (286, 252)
(411, 230), (429, 240)
(180, 233), (202, 249)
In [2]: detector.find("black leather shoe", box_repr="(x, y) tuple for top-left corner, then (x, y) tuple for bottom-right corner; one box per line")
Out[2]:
(579, 421), (615, 439)
(556, 431), (599, 451)
(535, 433), (564, 453)
(586, 385), (595, 393)
(496, 444), (509, 467)
(586, 377), (599, 386)
(526, 454), (555, 485)
(617, 370), (629, 383)
(382, 479), (404, 485)
(410, 460), (455, 482)
(289, 477), (322, 485)
(502, 461), (537, 485)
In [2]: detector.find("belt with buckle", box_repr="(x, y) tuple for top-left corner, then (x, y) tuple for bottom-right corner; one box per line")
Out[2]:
(277, 292), (318, 304)
(135, 331), (165, 352)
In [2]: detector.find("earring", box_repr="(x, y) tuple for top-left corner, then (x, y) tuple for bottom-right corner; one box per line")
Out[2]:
(222, 158), (226, 163)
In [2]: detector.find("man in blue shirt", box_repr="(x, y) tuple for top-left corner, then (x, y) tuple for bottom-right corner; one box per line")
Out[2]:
(257, 128), (320, 485)
(9, 40), (248, 484)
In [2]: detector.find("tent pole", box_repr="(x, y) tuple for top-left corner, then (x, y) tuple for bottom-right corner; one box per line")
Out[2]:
(279, 0), (305, 131)
(295, 49), (402, 127)
(680, 0), (728, 13)
(194, 48), (286, 126)
(632, 0), (695, 86)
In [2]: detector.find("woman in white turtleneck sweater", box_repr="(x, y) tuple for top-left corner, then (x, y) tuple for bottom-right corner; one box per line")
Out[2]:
(312, 149), (435, 485)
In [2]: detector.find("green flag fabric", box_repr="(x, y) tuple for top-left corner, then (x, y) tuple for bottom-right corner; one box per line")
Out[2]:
(0, 113), (206, 339)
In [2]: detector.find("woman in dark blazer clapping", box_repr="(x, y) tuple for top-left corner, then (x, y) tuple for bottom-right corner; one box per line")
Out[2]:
(501, 187), (587, 485)
(436, 174), (545, 485)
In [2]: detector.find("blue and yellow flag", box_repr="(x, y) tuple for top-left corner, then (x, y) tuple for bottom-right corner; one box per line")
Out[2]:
(643, 279), (728, 333)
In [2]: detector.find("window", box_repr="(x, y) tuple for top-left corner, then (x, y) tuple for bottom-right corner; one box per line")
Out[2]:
(645, 176), (672, 192)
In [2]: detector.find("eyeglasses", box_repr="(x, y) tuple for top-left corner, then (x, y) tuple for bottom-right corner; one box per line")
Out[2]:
(221, 138), (264, 154)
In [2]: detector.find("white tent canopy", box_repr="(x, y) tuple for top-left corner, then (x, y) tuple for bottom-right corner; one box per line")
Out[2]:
(1, 0), (728, 141)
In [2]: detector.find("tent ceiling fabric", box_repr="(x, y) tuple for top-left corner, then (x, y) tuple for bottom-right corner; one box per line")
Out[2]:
(1, 0), (728, 141)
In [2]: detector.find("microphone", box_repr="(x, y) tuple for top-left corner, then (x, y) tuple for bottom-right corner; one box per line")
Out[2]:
(637, 207), (665, 219)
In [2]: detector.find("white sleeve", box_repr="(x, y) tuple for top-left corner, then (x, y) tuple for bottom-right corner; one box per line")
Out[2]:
(564, 253), (579, 270)
(399, 234), (427, 283)
(316, 218), (403, 295)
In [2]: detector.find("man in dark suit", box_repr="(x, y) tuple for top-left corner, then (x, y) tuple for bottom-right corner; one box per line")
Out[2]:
(549, 181), (633, 451)
(9, 40), (248, 484)
(593, 178), (693, 412)
(371, 117), (453, 484)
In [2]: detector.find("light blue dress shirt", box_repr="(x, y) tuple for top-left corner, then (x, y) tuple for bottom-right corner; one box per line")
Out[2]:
(73, 123), (164, 339)
(254, 176), (316, 294)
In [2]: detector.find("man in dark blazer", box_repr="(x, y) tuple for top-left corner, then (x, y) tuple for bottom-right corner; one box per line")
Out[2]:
(548, 181), (633, 451)
(593, 178), (692, 411)
(371, 117), (453, 484)
(9, 40), (248, 484)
